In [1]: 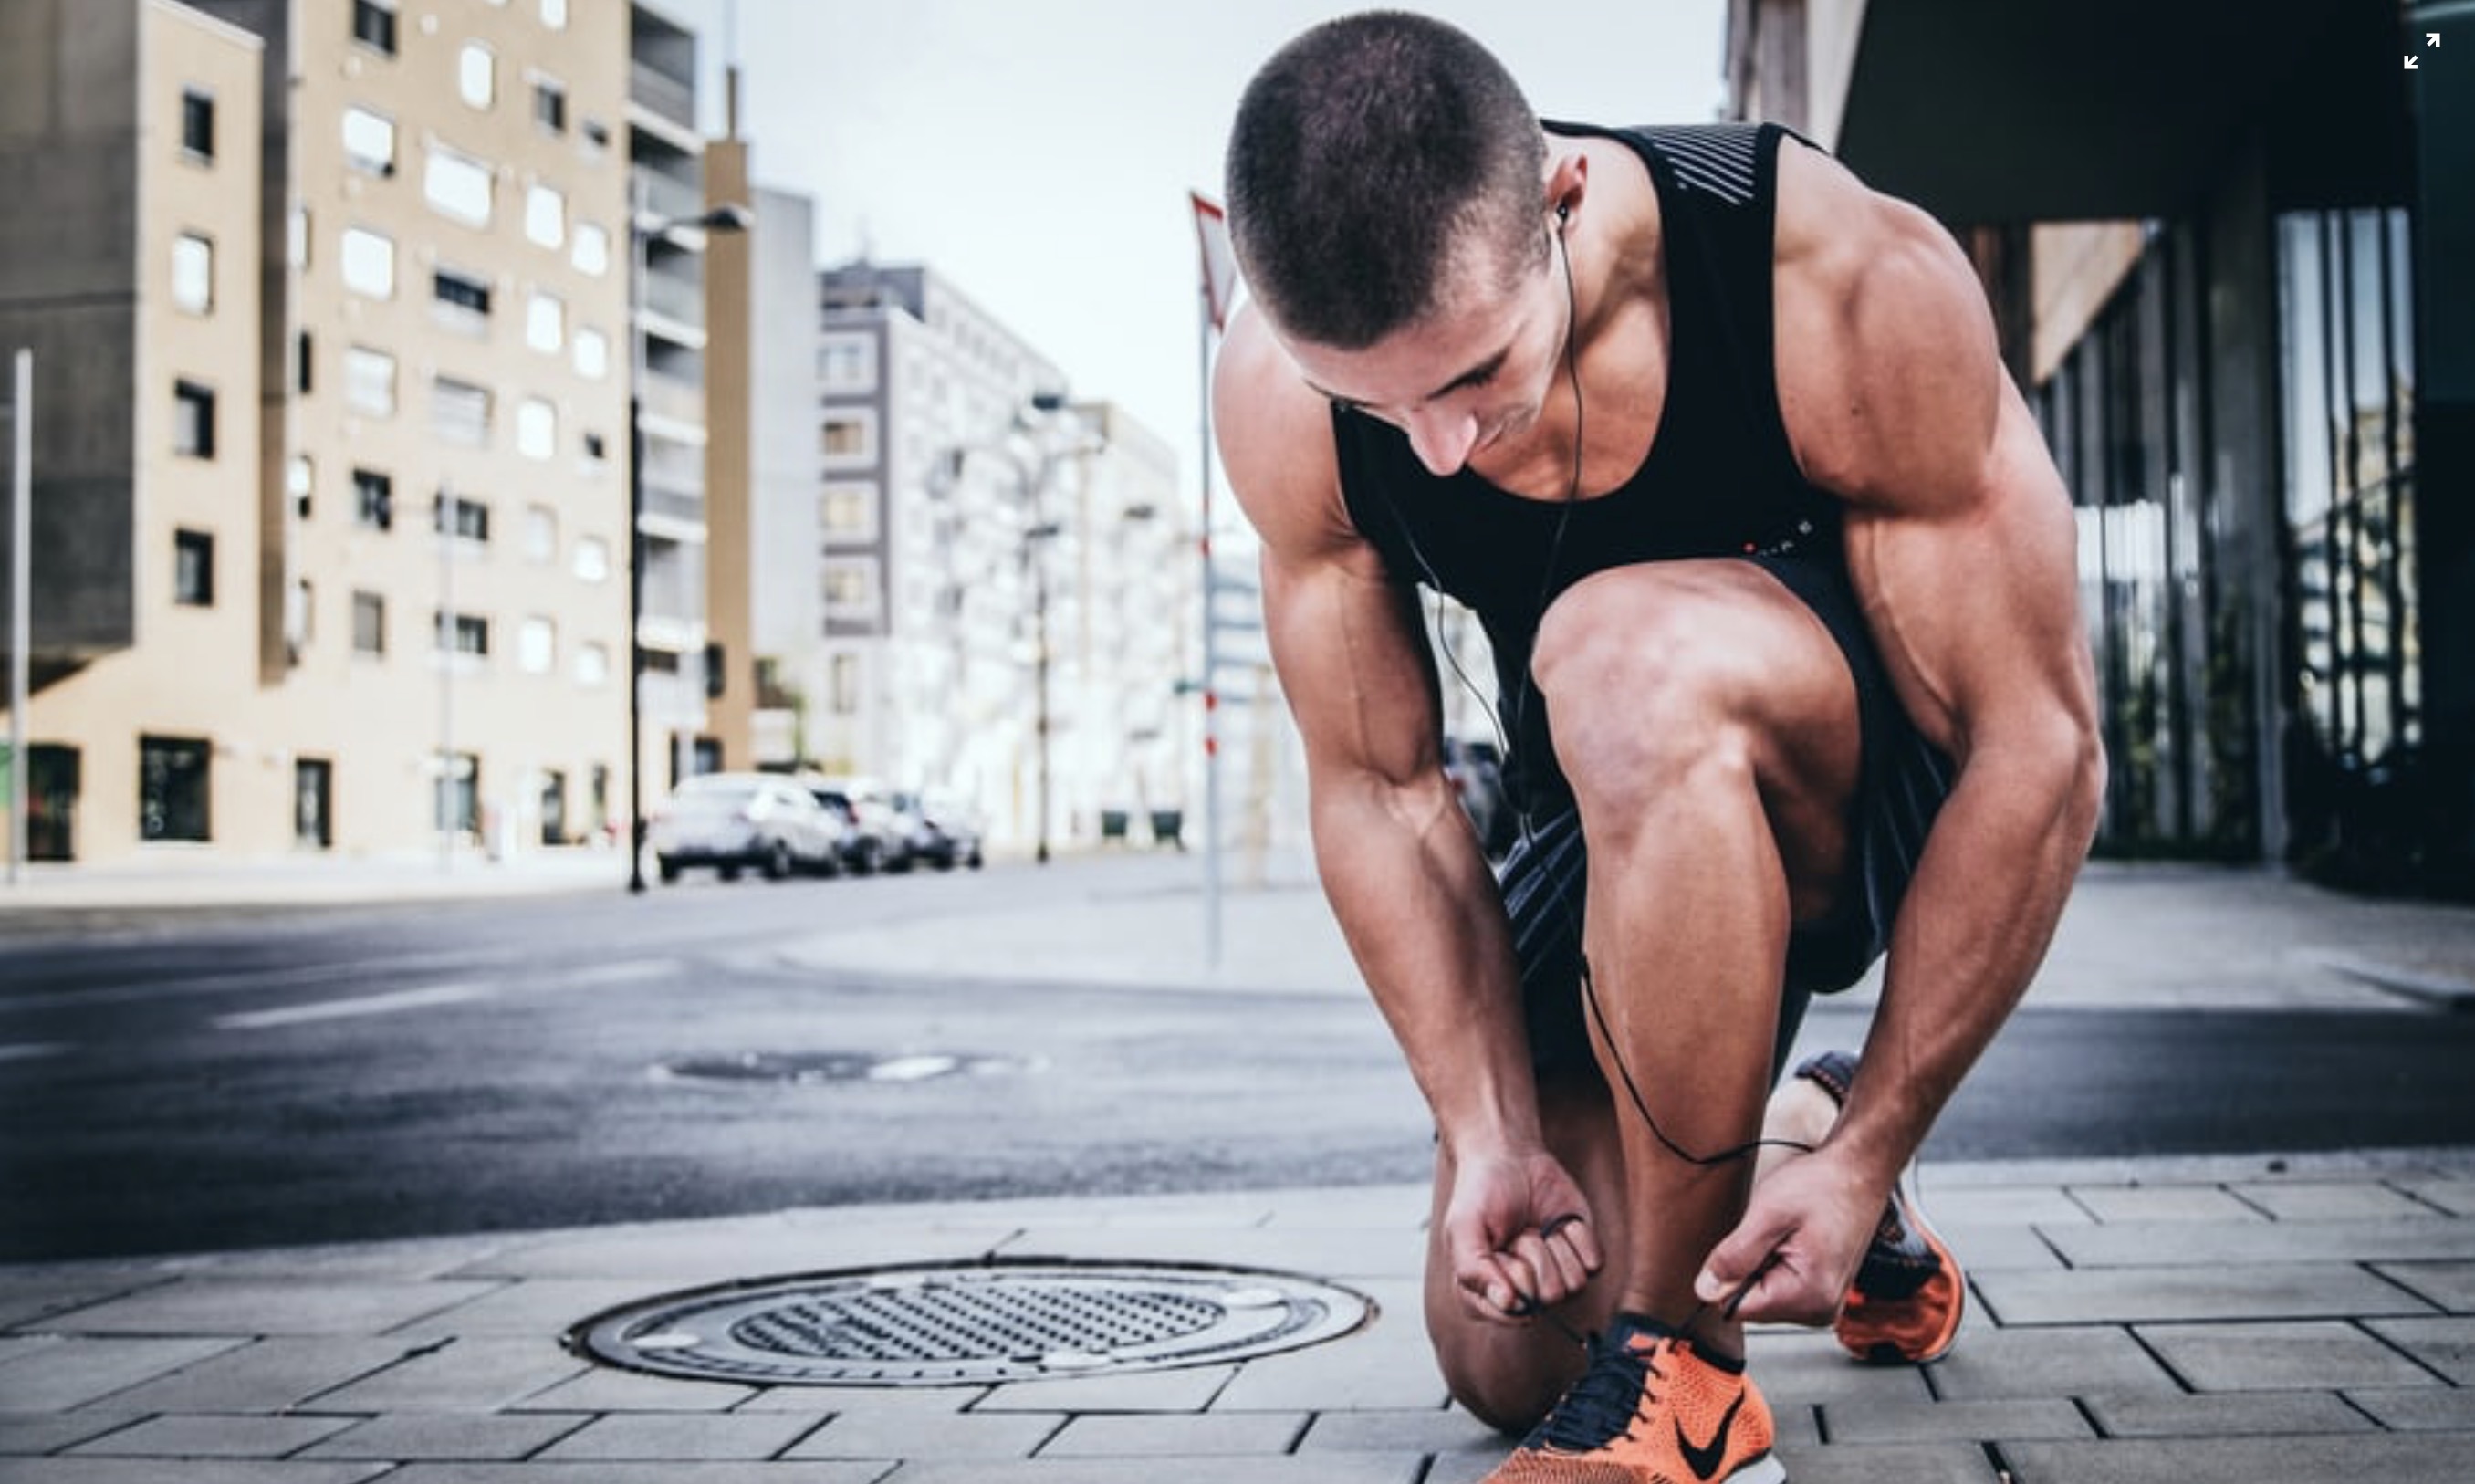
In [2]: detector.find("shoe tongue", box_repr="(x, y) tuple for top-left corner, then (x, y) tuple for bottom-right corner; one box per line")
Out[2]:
(1605, 1312), (1683, 1353)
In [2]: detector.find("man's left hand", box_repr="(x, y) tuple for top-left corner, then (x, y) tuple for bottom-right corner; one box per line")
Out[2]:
(1693, 1147), (1882, 1327)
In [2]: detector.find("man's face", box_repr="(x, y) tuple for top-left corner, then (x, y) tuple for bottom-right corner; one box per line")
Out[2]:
(1279, 234), (1565, 479)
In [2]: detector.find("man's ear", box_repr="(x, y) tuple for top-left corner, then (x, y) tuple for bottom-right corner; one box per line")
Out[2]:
(1545, 150), (1590, 229)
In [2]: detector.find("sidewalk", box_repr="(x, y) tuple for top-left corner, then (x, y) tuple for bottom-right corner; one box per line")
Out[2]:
(4, 859), (2475, 1479)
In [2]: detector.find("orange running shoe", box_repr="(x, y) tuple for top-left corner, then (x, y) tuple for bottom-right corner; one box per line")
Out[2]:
(1792, 1050), (1967, 1364)
(1481, 1314), (1785, 1484)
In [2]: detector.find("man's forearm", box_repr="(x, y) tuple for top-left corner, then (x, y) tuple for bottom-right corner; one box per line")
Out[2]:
(1311, 777), (1545, 1155)
(1830, 739), (2102, 1184)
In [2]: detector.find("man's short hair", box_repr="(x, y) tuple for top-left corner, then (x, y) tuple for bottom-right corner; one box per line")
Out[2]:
(1225, 10), (1548, 350)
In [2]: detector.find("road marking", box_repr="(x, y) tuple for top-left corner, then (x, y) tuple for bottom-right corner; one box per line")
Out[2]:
(214, 982), (496, 1030)
(0, 1041), (73, 1062)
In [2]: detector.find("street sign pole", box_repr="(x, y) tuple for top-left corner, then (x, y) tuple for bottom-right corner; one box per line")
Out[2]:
(7, 350), (30, 885)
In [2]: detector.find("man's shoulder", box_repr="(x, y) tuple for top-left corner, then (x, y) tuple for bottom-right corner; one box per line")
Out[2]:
(1212, 308), (1358, 560)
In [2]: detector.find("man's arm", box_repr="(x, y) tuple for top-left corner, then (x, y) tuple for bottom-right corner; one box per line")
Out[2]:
(1702, 144), (2106, 1321)
(1213, 305), (1602, 1318)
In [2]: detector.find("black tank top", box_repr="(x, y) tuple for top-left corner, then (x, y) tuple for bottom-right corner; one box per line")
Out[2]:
(1331, 120), (1839, 807)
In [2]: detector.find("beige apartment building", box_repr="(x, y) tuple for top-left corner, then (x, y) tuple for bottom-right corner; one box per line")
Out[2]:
(0, 0), (727, 866)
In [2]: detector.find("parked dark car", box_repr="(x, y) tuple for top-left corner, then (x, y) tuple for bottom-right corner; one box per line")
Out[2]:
(893, 788), (985, 871)
(799, 774), (902, 875)
(647, 772), (844, 884)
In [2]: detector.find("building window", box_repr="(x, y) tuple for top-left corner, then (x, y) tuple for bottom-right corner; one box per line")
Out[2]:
(822, 559), (878, 615)
(294, 329), (313, 393)
(287, 577), (312, 660)
(531, 76), (567, 133)
(351, 590), (386, 653)
(433, 376), (492, 446)
(517, 397), (556, 460)
(341, 105), (394, 175)
(819, 335), (876, 392)
(522, 505), (557, 562)
(820, 482), (879, 540)
(350, 0), (397, 56)
(571, 326), (608, 380)
(344, 345), (396, 415)
(139, 736), (212, 842)
(571, 222), (609, 277)
(288, 204), (310, 268)
(526, 290), (563, 353)
(437, 492), (490, 543)
(573, 535), (610, 582)
(340, 226), (394, 298)
(457, 42), (495, 109)
(173, 528), (214, 606)
(821, 412), (875, 463)
(172, 380), (215, 458)
(518, 616), (556, 674)
(524, 183), (564, 249)
(180, 89), (214, 160)
(433, 266), (492, 331)
(437, 611), (490, 658)
(581, 430), (609, 470)
(352, 467), (393, 530)
(423, 146), (492, 227)
(287, 455), (314, 519)
(171, 232), (213, 314)
(540, 0), (567, 29)
(575, 641), (609, 686)
(830, 653), (860, 714)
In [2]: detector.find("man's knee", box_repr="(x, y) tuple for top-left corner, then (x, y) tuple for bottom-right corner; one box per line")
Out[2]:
(1532, 576), (1759, 811)
(1426, 1318), (1575, 1435)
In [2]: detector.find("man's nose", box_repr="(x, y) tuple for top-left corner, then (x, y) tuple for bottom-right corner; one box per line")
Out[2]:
(1404, 406), (1479, 476)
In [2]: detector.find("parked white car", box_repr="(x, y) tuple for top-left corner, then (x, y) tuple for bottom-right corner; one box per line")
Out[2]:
(647, 772), (845, 884)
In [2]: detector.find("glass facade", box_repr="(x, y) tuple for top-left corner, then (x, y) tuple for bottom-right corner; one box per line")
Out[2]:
(2033, 209), (2421, 873)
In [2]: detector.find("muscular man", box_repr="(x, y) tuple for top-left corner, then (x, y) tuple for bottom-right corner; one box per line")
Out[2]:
(1213, 13), (2104, 1481)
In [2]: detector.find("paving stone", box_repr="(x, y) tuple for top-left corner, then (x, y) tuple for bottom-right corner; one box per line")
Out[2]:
(0, 1275), (170, 1332)
(737, 1384), (980, 1416)
(1976, 1261), (2426, 1325)
(517, 1365), (758, 1412)
(2066, 1186), (2267, 1225)
(381, 1467), (891, 1483)
(0, 1462), (392, 1482)
(44, 1279), (495, 1337)
(394, 1279), (657, 1338)
(0, 1336), (248, 1410)
(1039, 1410), (1305, 1456)
(533, 1410), (821, 1460)
(1767, 1440), (1998, 1483)
(2229, 1180), (2445, 1220)
(1901, 1184), (2091, 1228)
(787, 1408), (1061, 1460)
(2390, 1177), (2475, 1216)
(1207, 1318), (1445, 1412)
(298, 1411), (592, 1460)
(976, 1364), (1234, 1414)
(2002, 1433), (2475, 1483)
(303, 1334), (587, 1412)
(0, 1412), (143, 1455)
(991, 1224), (1422, 1280)
(103, 1338), (417, 1413)
(0, 1336), (60, 1368)
(2364, 1314), (2475, 1383)
(454, 1224), (1017, 1283)
(891, 1458), (1421, 1484)
(1742, 1331), (1937, 1406)
(2138, 1320), (2441, 1390)
(2347, 1385), (2475, 1430)
(64, 1411), (359, 1457)
(1931, 1219), (2067, 1272)
(2083, 1389), (2376, 1437)
(2373, 1259), (2475, 1312)
(1817, 1395), (2092, 1445)
(1919, 1324), (2179, 1401)
(1296, 1405), (1499, 1458)
(2045, 1218), (2475, 1270)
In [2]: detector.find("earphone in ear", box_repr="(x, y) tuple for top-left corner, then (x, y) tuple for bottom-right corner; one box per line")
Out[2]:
(1555, 202), (1571, 223)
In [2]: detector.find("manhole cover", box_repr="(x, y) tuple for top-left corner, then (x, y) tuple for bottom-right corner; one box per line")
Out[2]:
(654, 1052), (1024, 1084)
(566, 1260), (1374, 1385)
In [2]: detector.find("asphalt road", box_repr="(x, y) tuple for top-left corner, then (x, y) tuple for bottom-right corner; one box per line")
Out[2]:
(5, 862), (2473, 1262)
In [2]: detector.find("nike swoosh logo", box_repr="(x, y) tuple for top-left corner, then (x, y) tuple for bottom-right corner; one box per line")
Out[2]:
(1675, 1388), (1745, 1481)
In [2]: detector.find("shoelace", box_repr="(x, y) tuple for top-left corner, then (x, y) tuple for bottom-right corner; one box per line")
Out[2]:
(1528, 1332), (1666, 1451)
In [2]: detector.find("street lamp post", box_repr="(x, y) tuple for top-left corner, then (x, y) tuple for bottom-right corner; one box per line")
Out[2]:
(626, 183), (750, 894)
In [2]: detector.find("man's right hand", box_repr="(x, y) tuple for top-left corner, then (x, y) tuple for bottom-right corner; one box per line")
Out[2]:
(1443, 1144), (1604, 1323)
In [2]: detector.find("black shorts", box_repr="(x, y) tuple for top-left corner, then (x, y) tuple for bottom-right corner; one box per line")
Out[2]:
(1496, 552), (1956, 1086)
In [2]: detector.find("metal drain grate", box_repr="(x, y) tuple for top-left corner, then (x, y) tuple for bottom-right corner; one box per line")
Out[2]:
(567, 1260), (1374, 1385)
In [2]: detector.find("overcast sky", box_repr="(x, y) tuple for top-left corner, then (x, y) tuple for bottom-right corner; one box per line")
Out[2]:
(656, 0), (1730, 501)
